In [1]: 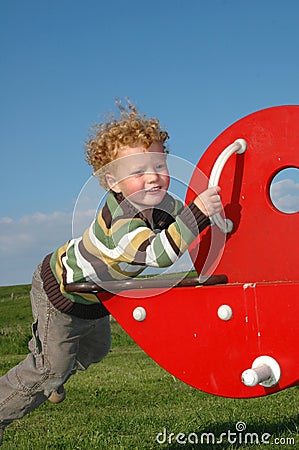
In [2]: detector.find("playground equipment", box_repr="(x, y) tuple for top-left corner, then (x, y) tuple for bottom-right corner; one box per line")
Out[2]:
(66, 106), (299, 398)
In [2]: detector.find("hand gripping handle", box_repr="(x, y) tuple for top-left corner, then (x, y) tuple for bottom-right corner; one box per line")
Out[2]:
(209, 138), (247, 233)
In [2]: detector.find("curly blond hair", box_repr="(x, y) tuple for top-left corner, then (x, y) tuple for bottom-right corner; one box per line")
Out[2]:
(85, 100), (169, 188)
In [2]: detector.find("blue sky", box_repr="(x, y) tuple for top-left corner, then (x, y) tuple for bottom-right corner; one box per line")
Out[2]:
(1, 0), (299, 285)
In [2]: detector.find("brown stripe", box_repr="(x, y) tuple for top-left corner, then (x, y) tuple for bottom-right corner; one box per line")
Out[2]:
(164, 229), (181, 256)
(101, 202), (112, 229)
(78, 240), (113, 281)
(134, 237), (153, 265)
(60, 251), (68, 287)
(179, 203), (211, 234)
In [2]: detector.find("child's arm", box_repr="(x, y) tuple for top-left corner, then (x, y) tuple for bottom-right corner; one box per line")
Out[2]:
(93, 187), (222, 269)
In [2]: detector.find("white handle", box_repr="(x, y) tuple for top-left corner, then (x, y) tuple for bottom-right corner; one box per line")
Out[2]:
(209, 138), (247, 233)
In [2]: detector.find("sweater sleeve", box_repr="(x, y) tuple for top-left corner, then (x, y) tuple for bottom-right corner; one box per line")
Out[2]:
(90, 201), (210, 269)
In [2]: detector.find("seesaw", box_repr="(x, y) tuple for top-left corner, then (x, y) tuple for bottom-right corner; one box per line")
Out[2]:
(66, 105), (299, 399)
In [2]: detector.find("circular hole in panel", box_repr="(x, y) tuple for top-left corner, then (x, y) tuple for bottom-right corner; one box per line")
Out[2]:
(269, 167), (299, 214)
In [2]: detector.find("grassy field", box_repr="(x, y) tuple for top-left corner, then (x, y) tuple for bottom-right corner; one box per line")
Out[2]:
(0, 285), (298, 449)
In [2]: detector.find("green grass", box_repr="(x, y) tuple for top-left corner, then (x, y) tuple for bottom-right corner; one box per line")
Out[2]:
(0, 286), (32, 355)
(0, 285), (298, 449)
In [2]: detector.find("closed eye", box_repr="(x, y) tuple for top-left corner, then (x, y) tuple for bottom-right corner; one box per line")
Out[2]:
(131, 170), (144, 176)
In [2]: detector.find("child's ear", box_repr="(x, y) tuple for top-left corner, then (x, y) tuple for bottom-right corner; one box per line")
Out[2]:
(105, 173), (121, 193)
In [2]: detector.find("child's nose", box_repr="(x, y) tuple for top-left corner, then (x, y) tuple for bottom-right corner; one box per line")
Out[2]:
(146, 171), (159, 182)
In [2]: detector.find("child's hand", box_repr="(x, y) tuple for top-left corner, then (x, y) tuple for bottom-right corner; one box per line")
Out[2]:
(194, 186), (222, 217)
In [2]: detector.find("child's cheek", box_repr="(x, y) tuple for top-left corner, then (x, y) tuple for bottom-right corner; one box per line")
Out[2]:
(126, 179), (144, 197)
(164, 174), (170, 191)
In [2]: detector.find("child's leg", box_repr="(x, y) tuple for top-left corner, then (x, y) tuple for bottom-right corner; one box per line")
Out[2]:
(0, 264), (110, 428)
(51, 315), (111, 397)
(70, 315), (111, 374)
(0, 265), (51, 427)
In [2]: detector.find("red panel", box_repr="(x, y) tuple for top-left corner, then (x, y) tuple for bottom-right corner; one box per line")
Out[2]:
(101, 282), (299, 398)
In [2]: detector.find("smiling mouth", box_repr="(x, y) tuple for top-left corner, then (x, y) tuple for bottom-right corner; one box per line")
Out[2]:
(146, 187), (162, 193)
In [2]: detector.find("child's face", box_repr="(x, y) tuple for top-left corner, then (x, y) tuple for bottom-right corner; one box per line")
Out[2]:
(106, 141), (170, 210)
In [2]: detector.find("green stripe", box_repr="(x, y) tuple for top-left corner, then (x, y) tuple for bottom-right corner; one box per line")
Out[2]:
(174, 199), (184, 215)
(112, 218), (146, 245)
(173, 217), (196, 247)
(152, 235), (173, 267)
(66, 245), (84, 281)
(93, 218), (114, 249)
(62, 291), (99, 305)
(107, 192), (123, 218)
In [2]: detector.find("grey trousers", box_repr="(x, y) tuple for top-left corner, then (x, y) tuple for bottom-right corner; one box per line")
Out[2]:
(0, 264), (111, 427)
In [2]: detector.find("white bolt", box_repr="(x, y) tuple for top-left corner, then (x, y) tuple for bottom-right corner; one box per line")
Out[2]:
(241, 356), (281, 388)
(242, 366), (272, 387)
(217, 304), (233, 321)
(133, 306), (147, 322)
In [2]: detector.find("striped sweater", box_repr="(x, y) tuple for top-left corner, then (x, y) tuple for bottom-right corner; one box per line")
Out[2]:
(41, 191), (210, 318)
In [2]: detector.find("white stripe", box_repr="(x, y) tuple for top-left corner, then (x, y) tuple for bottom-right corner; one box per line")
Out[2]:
(160, 231), (180, 262)
(62, 255), (74, 284)
(88, 223), (150, 260)
(62, 240), (78, 283)
(73, 239), (101, 284)
(145, 230), (178, 267)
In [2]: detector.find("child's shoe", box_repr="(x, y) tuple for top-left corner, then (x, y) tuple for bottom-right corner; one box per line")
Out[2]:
(48, 385), (66, 404)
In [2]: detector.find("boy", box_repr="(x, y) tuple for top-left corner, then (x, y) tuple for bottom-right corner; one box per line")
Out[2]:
(0, 102), (221, 444)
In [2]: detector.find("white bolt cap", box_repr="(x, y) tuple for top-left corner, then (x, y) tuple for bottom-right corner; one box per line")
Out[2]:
(217, 304), (233, 321)
(242, 369), (259, 387)
(133, 306), (146, 322)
